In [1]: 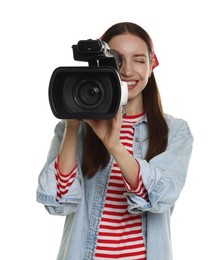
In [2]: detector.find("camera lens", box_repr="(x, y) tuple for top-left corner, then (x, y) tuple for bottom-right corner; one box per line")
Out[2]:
(73, 79), (104, 109)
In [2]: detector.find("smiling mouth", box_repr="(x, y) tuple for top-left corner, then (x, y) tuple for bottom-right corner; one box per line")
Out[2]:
(127, 81), (137, 89)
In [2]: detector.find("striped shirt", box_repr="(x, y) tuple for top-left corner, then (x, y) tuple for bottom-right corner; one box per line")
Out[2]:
(55, 160), (77, 201)
(55, 113), (147, 259)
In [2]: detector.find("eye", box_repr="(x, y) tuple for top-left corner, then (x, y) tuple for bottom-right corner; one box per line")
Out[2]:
(135, 59), (145, 64)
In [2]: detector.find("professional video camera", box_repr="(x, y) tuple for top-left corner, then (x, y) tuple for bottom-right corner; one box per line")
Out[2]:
(48, 39), (128, 119)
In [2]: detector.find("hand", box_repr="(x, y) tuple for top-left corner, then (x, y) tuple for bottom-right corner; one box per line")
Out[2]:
(66, 119), (81, 128)
(84, 107), (122, 150)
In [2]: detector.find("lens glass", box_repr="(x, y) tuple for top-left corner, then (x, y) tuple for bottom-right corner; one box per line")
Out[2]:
(74, 79), (104, 109)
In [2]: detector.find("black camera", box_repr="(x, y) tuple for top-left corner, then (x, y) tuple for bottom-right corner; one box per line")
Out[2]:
(48, 39), (127, 119)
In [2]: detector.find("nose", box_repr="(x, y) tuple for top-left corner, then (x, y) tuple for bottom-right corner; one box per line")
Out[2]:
(120, 60), (134, 77)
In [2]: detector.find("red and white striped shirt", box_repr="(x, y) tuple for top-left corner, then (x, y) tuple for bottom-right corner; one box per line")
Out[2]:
(55, 113), (147, 259)
(55, 159), (77, 201)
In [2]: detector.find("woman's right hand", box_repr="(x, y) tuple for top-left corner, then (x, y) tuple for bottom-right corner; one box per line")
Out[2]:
(66, 119), (81, 128)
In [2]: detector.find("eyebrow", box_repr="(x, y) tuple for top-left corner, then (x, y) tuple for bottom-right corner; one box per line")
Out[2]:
(133, 54), (148, 59)
(133, 54), (147, 58)
(118, 53), (148, 59)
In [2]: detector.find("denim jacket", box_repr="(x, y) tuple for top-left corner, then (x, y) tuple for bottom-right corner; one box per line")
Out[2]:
(37, 114), (193, 260)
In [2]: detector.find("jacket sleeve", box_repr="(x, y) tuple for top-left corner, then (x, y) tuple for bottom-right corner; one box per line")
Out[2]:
(36, 121), (83, 216)
(126, 118), (194, 214)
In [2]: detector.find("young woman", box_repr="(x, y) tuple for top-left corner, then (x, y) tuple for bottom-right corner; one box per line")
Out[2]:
(37, 22), (193, 260)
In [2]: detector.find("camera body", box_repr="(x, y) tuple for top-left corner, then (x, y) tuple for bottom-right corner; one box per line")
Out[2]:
(49, 39), (128, 119)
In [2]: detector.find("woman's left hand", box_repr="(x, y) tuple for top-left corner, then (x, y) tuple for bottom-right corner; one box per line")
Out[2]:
(84, 107), (122, 150)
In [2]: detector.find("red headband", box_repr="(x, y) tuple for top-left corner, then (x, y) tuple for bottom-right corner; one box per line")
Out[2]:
(152, 51), (159, 70)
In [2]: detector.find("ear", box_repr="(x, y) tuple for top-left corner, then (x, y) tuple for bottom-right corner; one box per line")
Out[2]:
(148, 57), (154, 76)
(150, 57), (155, 70)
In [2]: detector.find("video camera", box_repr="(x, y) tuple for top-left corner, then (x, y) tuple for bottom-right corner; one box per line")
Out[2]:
(48, 39), (128, 119)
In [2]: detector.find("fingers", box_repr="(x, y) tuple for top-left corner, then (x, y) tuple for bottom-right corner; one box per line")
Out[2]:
(83, 119), (97, 129)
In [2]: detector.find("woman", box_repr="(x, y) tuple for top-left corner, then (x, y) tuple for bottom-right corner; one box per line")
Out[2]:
(37, 22), (193, 260)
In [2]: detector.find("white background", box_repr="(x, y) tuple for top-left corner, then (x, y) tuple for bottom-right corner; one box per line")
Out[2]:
(1, 0), (222, 259)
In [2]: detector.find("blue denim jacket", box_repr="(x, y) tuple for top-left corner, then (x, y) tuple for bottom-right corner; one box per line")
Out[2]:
(37, 114), (193, 260)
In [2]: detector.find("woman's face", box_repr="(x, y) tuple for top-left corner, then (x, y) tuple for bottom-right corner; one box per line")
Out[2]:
(108, 33), (152, 103)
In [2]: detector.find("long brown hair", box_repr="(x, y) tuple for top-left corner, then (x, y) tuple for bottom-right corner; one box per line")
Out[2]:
(82, 22), (168, 178)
